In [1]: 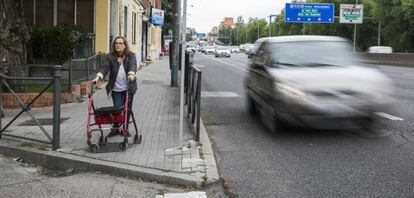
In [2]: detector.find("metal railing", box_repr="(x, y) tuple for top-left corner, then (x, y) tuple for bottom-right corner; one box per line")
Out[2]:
(16, 53), (103, 94)
(185, 51), (202, 141)
(0, 66), (62, 150)
(68, 53), (104, 89)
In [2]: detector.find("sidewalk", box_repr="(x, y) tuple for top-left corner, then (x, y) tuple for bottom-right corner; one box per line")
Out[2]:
(0, 58), (219, 188)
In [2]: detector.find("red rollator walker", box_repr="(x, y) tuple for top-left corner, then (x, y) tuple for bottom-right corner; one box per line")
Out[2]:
(86, 82), (142, 152)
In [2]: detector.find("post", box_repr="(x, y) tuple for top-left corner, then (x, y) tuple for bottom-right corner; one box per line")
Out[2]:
(353, 0), (359, 53)
(0, 55), (3, 139)
(269, 15), (272, 37)
(257, 24), (259, 40)
(303, 23), (305, 35)
(195, 71), (201, 142)
(377, 21), (381, 46)
(171, 0), (181, 87)
(179, 0), (187, 147)
(52, 65), (62, 150)
(236, 28), (239, 46)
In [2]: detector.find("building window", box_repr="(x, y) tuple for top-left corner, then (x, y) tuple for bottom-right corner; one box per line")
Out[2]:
(23, 0), (35, 26)
(77, 0), (94, 33)
(57, 0), (74, 25)
(132, 12), (136, 44)
(36, 0), (54, 26)
(124, 6), (128, 39)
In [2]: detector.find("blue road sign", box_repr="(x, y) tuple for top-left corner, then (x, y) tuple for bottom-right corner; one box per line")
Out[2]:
(285, 3), (335, 23)
(196, 33), (207, 37)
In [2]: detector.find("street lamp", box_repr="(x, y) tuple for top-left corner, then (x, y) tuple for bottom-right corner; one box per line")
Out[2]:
(268, 14), (279, 37)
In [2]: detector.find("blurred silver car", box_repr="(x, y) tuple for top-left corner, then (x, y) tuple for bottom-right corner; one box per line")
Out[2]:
(215, 47), (231, 58)
(244, 36), (394, 131)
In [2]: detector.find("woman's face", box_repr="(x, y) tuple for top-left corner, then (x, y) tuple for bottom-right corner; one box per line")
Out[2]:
(114, 38), (126, 54)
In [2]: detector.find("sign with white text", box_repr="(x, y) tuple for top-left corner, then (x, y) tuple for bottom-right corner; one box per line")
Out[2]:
(340, 4), (364, 24)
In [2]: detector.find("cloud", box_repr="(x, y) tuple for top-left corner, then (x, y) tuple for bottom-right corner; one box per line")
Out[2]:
(186, 0), (291, 33)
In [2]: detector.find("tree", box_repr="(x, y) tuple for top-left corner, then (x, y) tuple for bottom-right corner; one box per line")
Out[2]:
(0, 0), (29, 77)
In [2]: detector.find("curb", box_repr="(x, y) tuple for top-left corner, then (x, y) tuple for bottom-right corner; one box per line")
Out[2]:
(0, 140), (203, 187)
(199, 118), (220, 185)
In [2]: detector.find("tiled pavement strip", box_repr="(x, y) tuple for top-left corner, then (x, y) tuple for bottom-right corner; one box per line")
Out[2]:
(0, 58), (218, 187)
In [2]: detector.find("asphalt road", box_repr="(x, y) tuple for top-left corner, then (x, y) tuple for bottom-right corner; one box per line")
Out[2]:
(0, 154), (227, 197)
(194, 52), (414, 198)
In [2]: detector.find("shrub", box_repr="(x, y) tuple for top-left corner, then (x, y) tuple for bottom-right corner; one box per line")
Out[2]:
(27, 24), (86, 64)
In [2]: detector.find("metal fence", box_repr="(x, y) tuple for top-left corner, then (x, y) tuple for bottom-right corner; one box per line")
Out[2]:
(184, 51), (202, 141)
(12, 53), (104, 93)
(0, 66), (62, 150)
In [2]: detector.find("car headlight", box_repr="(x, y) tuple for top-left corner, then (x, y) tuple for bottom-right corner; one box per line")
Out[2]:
(276, 83), (309, 101)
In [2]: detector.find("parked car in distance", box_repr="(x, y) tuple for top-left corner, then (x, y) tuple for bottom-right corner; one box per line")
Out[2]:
(245, 36), (394, 132)
(215, 47), (231, 58)
(367, 46), (393, 53)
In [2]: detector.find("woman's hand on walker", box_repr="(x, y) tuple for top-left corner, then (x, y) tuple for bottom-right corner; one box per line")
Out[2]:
(127, 74), (136, 81)
(92, 75), (101, 84)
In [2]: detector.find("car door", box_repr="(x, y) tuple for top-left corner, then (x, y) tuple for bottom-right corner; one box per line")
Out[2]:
(249, 42), (270, 103)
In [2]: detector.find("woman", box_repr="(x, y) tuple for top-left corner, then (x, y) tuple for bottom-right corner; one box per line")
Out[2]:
(92, 36), (137, 137)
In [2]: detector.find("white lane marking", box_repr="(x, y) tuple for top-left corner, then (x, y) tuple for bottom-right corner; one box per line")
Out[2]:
(201, 91), (240, 98)
(375, 112), (404, 121)
(201, 54), (247, 71)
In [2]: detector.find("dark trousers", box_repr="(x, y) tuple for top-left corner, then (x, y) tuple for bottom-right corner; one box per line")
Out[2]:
(112, 90), (133, 129)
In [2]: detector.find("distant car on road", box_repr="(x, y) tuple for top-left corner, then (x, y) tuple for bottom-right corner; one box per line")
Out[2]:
(245, 36), (394, 131)
(205, 46), (215, 54)
(230, 47), (240, 53)
(367, 46), (393, 54)
(215, 47), (231, 58)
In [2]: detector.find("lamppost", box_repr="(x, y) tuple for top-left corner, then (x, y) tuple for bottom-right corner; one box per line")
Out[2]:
(378, 0), (383, 46)
(268, 14), (279, 37)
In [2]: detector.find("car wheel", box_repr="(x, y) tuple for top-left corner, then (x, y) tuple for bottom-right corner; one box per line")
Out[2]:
(259, 103), (282, 134)
(247, 95), (257, 116)
(355, 116), (376, 131)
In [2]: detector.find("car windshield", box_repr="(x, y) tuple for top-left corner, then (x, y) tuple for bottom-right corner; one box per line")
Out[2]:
(218, 47), (227, 50)
(269, 41), (357, 67)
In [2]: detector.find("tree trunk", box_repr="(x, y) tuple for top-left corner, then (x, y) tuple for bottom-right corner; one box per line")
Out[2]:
(0, 0), (29, 77)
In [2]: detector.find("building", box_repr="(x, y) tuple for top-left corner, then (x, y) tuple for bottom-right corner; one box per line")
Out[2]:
(221, 17), (234, 28)
(208, 26), (219, 43)
(22, 0), (163, 62)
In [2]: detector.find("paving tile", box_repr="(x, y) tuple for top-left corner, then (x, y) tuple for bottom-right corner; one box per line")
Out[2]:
(1, 59), (205, 177)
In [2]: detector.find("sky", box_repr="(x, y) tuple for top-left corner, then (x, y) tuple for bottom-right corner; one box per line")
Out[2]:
(186, 0), (292, 33)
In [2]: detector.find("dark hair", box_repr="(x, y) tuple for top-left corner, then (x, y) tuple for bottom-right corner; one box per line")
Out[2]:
(111, 36), (131, 57)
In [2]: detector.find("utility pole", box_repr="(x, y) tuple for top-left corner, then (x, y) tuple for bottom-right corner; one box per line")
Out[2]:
(269, 16), (272, 37)
(353, 0), (358, 52)
(171, 0), (181, 87)
(236, 27), (239, 46)
(179, 0), (187, 147)
(257, 24), (259, 40)
(377, 0), (383, 46)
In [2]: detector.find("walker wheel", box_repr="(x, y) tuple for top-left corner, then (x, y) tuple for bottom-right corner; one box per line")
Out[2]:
(119, 142), (127, 151)
(89, 144), (99, 153)
(133, 135), (139, 144)
(134, 134), (142, 144)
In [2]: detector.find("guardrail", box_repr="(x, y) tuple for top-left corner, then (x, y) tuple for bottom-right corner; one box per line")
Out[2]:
(358, 53), (414, 67)
(0, 66), (62, 150)
(185, 51), (202, 141)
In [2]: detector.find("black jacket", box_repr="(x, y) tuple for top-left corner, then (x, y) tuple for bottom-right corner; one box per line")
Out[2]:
(99, 52), (138, 95)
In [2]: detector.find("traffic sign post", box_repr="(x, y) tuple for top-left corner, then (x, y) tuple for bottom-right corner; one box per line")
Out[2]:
(284, 3), (335, 23)
(340, 4), (364, 24)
